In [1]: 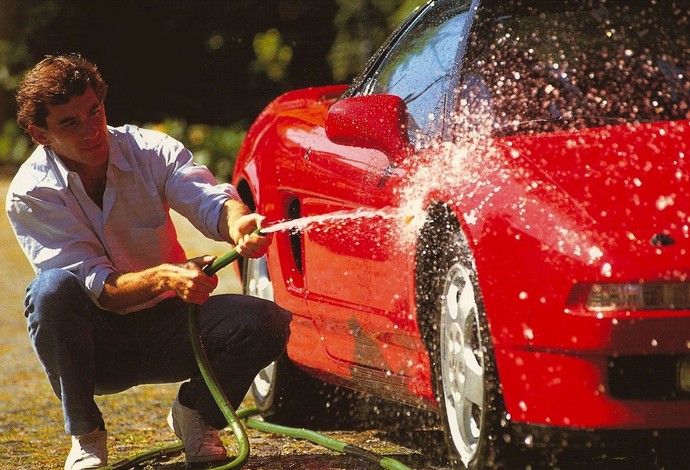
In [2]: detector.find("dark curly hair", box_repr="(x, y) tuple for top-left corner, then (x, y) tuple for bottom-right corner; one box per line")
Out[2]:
(16, 54), (108, 132)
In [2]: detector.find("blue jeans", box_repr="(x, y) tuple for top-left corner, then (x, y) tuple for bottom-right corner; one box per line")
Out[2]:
(24, 269), (291, 436)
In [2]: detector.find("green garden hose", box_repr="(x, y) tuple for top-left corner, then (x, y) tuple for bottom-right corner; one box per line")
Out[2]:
(106, 228), (414, 470)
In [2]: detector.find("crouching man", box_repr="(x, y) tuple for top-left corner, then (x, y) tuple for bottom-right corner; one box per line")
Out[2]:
(6, 54), (291, 469)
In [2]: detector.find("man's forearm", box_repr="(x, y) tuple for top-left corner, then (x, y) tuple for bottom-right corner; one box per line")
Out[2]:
(98, 257), (218, 312)
(98, 266), (175, 312)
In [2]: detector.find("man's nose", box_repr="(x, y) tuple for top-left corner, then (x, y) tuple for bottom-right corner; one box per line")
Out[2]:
(80, 114), (101, 136)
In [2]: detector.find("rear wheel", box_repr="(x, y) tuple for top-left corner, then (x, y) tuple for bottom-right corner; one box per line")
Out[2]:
(417, 207), (511, 469)
(439, 260), (498, 468)
(244, 256), (279, 413)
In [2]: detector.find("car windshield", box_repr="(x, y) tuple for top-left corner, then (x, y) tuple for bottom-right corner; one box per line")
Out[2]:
(458, 0), (690, 136)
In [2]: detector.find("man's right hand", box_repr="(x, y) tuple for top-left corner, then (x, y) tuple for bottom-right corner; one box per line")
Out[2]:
(168, 255), (219, 304)
(99, 255), (219, 312)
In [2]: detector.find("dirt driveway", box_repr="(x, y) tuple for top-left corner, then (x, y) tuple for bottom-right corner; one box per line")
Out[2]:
(0, 174), (449, 470)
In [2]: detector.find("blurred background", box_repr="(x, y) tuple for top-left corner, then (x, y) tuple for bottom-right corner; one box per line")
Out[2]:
(0, 0), (425, 179)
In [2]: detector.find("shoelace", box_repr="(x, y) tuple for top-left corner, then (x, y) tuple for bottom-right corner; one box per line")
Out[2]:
(188, 412), (222, 452)
(72, 432), (104, 462)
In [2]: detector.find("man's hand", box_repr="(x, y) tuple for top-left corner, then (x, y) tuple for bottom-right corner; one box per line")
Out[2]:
(99, 255), (219, 311)
(169, 255), (219, 304)
(233, 213), (272, 258)
(220, 199), (273, 258)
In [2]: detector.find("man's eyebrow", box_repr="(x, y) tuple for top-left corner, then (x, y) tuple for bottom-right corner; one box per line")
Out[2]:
(56, 103), (101, 126)
(57, 115), (77, 126)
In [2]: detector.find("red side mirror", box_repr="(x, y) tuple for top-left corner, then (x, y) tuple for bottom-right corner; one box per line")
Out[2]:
(325, 94), (411, 164)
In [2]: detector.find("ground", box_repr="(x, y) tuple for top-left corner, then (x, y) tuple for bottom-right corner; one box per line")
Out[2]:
(0, 173), (449, 470)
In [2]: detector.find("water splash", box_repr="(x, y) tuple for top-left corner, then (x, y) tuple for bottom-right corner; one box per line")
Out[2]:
(257, 140), (489, 249)
(261, 206), (420, 238)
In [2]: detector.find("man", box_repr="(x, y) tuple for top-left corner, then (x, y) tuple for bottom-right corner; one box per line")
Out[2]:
(6, 54), (292, 469)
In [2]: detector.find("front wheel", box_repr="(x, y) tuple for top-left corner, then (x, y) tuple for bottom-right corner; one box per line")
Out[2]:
(244, 256), (279, 413)
(417, 209), (511, 469)
(438, 260), (500, 468)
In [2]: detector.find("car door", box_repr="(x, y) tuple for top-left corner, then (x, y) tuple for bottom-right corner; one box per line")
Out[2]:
(299, 0), (475, 376)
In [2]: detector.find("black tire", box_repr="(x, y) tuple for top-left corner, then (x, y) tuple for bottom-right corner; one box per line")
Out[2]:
(416, 205), (512, 469)
(244, 255), (359, 429)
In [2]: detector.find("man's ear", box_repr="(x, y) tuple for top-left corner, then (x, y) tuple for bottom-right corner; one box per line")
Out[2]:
(27, 124), (50, 146)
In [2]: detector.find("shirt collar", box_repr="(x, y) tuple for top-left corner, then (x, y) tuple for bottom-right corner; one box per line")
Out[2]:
(46, 126), (132, 184)
(45, 147), (72, 189)
(106, 126), (133, 173)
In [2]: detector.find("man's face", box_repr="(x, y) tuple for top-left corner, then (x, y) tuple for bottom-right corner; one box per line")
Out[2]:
(28, 87), (109, 170)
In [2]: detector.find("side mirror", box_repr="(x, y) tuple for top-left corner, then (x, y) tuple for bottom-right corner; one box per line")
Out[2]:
(325, 94), (411, 164)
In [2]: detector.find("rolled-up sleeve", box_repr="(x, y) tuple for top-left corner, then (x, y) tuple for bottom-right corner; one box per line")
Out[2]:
(153, 133), (240, 241)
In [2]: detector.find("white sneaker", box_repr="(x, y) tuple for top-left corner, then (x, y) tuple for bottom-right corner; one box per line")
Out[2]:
(167, 398), (227, 463)
(64, 428), (107, 470)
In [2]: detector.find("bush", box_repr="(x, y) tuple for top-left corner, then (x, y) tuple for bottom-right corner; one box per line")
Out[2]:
(0, 120), (30, 165)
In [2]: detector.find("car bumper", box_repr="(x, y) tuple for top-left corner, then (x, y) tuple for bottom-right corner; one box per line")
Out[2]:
(496, 346), (690, 429)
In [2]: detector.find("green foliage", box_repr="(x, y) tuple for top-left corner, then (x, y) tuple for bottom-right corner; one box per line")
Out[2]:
(328, 0), (427, 82)
(0, 120), (30, 165)
(0, 0), (429, 176)
(0, 40), (31, 92)
(253, 28), (294, 82)
(143, 119), (247, 182)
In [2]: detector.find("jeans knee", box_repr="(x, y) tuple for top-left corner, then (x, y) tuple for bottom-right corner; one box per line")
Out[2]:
(262, 302), (292, 354)
(25, 269), (90, 325)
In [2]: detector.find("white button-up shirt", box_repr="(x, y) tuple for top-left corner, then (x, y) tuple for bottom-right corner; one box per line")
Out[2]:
(6, 124), (240, 312)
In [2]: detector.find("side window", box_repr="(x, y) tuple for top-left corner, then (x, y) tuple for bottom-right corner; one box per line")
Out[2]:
(365, 0), (473, 146)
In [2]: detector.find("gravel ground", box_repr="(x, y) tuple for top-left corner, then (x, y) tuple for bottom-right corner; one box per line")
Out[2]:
(0, 173), (450, 470)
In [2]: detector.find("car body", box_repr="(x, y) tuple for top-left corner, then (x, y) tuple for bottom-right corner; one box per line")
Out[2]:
(232, 0), (690, 467)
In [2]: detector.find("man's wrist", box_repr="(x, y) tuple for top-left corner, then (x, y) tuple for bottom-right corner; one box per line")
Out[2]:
(220, 199), (251, 244)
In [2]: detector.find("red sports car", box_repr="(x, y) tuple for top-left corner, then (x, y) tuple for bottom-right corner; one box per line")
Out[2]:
(232, 0), (690, 467)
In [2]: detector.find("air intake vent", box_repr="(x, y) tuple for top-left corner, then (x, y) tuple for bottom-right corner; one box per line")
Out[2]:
(650, 233), (675, 247)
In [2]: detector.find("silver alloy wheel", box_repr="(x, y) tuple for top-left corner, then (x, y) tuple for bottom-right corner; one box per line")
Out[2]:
(245, 255), (274, 300)
(246, 255), (277, 404)
(440, 262), (485, 467)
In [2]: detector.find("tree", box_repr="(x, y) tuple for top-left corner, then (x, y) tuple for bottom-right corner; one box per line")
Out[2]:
(328, 0), (426, 82)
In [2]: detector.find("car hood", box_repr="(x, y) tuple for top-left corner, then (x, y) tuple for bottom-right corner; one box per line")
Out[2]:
(495, 120), (690, 240)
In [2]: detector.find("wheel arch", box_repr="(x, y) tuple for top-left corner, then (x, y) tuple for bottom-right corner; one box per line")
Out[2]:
(235, 178), (256, 212)
(415, 202), (477, 359)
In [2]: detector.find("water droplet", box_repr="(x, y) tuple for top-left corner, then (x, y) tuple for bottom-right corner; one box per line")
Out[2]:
(601, 263), (612, 277)
(522, 324), (534, 340)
